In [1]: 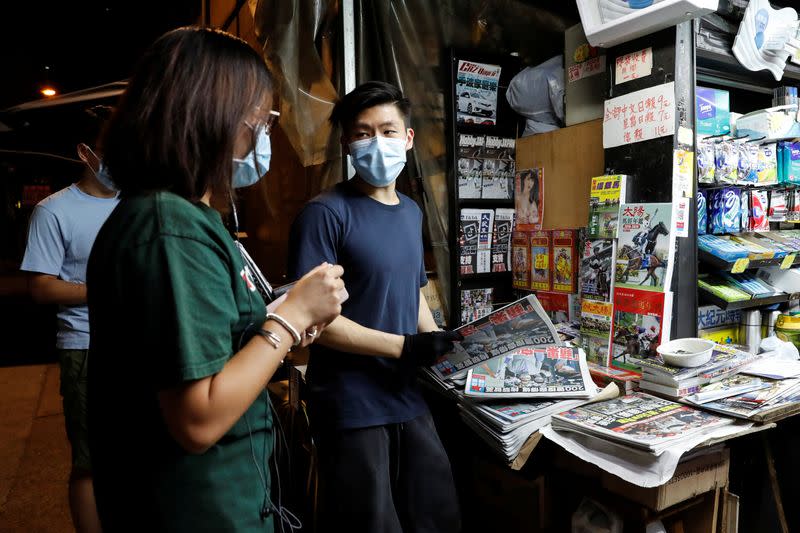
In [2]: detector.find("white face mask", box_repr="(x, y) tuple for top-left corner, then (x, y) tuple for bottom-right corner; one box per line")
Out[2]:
(348, 135), (408, 187)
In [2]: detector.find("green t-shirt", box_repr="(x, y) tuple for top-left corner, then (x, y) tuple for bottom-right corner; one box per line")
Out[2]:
(87, 191), (274, 532)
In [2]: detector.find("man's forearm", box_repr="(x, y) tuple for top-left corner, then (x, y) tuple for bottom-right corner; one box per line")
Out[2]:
(29, 275), (87, 305)
(418, 289), (439, 333)
(317, 315), (404, 358)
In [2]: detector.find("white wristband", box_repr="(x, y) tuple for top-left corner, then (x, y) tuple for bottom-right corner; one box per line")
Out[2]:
(266, 313), (302, 347)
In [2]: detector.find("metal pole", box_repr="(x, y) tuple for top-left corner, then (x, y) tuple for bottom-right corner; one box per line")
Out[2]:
(342, 0), (356, 179)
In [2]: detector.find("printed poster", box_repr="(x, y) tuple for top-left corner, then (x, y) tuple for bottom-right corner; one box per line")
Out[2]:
(456, 59), (501, 126)
(515, 168), (544, 231)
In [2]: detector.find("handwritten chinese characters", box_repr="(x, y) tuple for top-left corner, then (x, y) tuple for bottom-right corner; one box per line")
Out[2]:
(603, 82), (675, 149)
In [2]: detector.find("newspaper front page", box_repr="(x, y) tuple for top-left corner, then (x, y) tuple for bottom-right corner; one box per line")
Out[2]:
(431, 294), (562, 380)
(551, 392), (734, 452)
(465, 346), (594, 399)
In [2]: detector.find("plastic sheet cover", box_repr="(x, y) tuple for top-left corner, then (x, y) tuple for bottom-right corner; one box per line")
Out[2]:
(251, 0), (573, 317)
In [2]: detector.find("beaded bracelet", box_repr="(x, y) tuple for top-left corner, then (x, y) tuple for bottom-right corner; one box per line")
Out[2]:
(265, 312), (302, 347)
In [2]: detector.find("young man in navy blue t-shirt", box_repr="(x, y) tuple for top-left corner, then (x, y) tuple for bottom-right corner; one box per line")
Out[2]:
(289, 81), (461, 532)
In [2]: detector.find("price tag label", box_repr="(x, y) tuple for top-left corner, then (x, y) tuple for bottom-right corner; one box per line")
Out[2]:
(781, 254), (796, 270)
(731, 258), (750, 274)
(534, 254), (549, 270)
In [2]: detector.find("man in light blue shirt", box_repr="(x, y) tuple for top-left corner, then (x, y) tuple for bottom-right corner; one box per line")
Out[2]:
(21, 139), (118, 533)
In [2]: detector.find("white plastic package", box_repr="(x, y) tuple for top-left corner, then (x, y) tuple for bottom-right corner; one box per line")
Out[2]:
(506, 56), (565, 137)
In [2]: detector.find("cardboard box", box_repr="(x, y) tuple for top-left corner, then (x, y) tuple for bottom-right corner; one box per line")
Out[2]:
(696, 86), (730, 136)
(602, 448), (730, 511)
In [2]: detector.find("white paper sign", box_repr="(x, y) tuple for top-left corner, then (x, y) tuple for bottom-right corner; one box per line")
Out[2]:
(615, 47), (653, 84)
(673, 198), (690, 238)
(568, 55), (606, 83)
(603, 82), (675, 149)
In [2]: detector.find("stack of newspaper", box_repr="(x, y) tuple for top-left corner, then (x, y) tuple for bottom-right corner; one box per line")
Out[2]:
(685, 377), (800, 422)
(420, 295), (600, 461)
(458, 398), (586, 461)
(637, 344), (762, 400)
(550, 392), (735, 453)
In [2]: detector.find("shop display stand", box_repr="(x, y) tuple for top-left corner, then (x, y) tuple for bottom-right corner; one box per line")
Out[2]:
(603, 24), (698, 339)
(444, 48), (521, 327)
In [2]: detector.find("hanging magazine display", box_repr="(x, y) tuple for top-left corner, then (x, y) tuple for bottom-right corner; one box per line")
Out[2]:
(465, 346), (594, 399)
(456, 59), (501, 126)
(492, 208), (515, 272)
(481, 136), (516, 199)
(459, 209), (494, 274)
(457, 134), (485, 199)
(431, 294), (562, 380)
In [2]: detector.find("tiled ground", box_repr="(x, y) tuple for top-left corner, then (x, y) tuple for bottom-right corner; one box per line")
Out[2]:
(0, 364), (73, 532)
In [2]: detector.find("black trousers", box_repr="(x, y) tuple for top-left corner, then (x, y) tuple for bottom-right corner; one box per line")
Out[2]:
(313, 412), (461, 533)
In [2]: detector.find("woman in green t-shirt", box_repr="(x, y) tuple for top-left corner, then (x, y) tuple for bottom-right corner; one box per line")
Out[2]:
(86, 27), (344, 532)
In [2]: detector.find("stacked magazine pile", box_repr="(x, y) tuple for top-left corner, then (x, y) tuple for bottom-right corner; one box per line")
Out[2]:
(419, 295), (601, 461)
(685, 377), (800, 422)
(637, 344), (762, 400)
(551, 392), (735, 454)
(459, 398), (586, 461)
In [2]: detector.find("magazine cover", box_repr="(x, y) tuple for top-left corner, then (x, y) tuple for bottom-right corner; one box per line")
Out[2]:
(588, 175), (627, 239)
(611, 288), (672, 373)
(512, 231), (531, 290)
(551, 392), (734, 452)
(615, 203), (675, 292)
(461, 288), (494, 326)
(431, 294), (562, 380)
(457, 133), (484, 199)
(459, 209), (494, 274)
(456, 59), (501, 126)
(481, 136), (516, 199)
(536, 291), (578, 325)
(515, 168), (544, 231)
(580, 300), (614, 367)
(580, 238), (615, 302)
(552, 230), (577, 293)
(492, 208), (516, 273)
(530, 230), (551, 291)
(465, 346), (594, 399)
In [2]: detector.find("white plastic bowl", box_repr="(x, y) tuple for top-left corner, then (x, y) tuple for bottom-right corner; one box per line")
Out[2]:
(656, 338), (715, 368)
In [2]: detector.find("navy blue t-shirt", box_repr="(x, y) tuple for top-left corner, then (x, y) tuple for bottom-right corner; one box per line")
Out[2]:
(288, 181), (429, 430)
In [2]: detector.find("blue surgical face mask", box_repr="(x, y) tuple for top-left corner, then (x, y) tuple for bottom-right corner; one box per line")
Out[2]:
(95, 161), (118, 192)
(232, 123), (271, 188)
(79, 145), (118, 192)
(348, 135), (408, 188)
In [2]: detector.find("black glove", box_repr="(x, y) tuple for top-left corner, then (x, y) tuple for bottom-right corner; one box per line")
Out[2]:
(402, 330), (463, 367)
